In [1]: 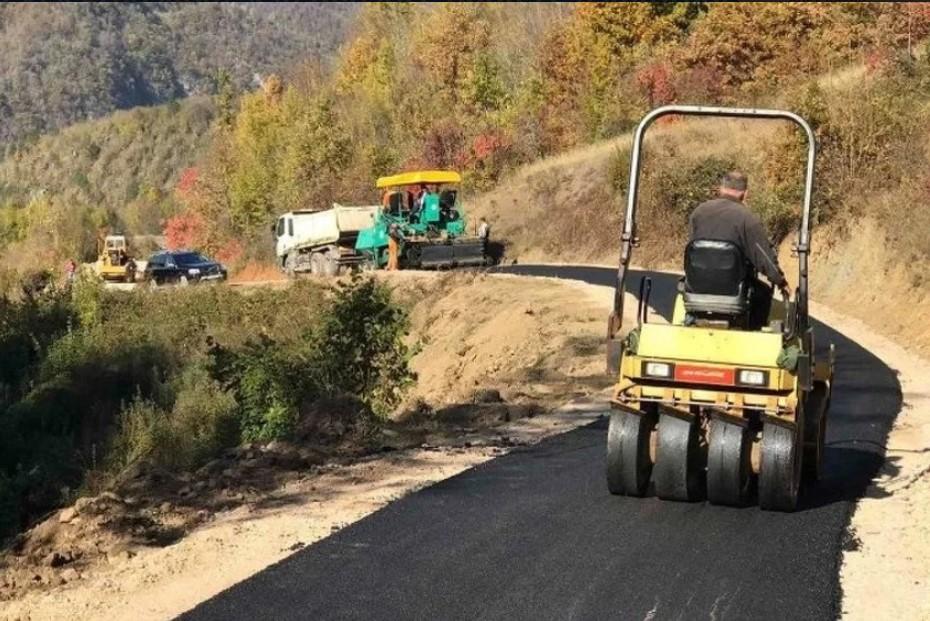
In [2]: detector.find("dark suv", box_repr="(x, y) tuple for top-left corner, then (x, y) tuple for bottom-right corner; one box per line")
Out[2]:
(144, 251), (228, 286)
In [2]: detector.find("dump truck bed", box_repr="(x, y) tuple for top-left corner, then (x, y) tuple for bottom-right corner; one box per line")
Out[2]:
(289, 205), (379, 249)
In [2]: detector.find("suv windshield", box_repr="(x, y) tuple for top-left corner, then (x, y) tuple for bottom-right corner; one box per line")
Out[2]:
(173, 252), (211, 266)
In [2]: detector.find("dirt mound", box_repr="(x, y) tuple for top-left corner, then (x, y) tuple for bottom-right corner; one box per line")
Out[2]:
(0, 439), (329, 602)
(787, 218), (930, 356)
(228, 261), (287, 284)
(388, 271), (611, 407)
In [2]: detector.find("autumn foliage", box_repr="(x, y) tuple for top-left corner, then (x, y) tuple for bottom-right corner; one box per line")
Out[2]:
(161, 2), (930, 262)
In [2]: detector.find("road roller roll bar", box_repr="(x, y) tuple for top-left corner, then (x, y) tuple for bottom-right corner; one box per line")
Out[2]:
(606, 105), (817, 371)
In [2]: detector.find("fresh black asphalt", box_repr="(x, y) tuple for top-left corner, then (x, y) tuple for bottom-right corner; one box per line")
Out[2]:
(181, 266), (899, 621)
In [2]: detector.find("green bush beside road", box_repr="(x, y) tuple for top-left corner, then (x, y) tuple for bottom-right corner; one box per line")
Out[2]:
(0, 276), (413, 540)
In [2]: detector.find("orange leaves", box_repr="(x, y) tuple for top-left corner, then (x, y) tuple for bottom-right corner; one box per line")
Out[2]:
(471, 132), (511, 163)
(635, 62), (676, 108)
(174, 167), (199, 203)
(163, 211), (206, 251)
(413, 4), (491, 92)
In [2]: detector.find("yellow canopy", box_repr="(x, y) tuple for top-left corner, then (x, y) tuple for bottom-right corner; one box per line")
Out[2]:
(376, 170), (461, 189)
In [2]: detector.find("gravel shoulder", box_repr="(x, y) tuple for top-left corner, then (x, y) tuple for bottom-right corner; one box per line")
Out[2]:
(812, 301), (930, 621)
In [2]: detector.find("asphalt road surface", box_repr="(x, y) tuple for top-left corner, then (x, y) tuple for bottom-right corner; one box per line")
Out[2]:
(182, 266), (899, 621)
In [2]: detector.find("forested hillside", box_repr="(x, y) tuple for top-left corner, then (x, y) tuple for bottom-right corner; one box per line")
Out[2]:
(0, 2), (356, 145)
(3, 2), (930, 272)
(0, 97), (215, 264)
(165, 2), (930, 264)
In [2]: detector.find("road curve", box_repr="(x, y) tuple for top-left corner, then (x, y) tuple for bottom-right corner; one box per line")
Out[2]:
(180, 266), (900, 621)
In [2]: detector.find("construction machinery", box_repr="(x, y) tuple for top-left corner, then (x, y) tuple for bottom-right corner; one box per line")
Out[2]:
(274, 204), (380, 276)
(605, 105), (834, 511)
(94, 234), (137, 283)
(355, 170), (490, 270)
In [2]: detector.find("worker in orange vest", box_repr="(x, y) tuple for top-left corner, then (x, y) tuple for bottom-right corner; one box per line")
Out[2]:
(387, 222), (403, 271)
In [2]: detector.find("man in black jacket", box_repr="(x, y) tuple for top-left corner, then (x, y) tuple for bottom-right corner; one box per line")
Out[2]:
(689, 171), (789, 328)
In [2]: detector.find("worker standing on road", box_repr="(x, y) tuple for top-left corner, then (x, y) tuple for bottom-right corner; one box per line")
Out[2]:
(477, 217), (490, 257)
(689, 171), (789, 329)
(387, 222), (403, 271)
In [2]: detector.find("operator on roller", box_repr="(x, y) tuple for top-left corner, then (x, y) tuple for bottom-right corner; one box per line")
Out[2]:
(689, 171), (789, 329)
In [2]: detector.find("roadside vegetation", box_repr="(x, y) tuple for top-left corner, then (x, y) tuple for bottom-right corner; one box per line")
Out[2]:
(0, 3), (356, 145)
(0, 275), (413, 540)
(2, 3), (929, 274)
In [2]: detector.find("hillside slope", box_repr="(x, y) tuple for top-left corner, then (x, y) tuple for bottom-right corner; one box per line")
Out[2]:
(470, 118), (780, 266)
(0, 97), (214, 234)
(470, 112), (930, 356)
(0, 2), (356, 145)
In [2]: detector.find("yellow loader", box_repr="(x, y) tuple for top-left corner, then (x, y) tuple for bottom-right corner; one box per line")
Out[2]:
(605, 105), (834, 511)
(95, 234), (137, 283)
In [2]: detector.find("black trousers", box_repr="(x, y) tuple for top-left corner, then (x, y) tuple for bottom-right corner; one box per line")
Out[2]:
(747, 278), (774, 331)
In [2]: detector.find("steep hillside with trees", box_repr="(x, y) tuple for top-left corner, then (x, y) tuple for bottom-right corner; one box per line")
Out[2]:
(3, 2), (930, 272)
(0, 97), (216, 271)
(163, 2), (930, 266)
(0, 2), (356, 145)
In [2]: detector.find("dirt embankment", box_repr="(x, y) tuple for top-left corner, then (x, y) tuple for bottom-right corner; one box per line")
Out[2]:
(394, 271), (611, 406)
(0, 272), (622, 621)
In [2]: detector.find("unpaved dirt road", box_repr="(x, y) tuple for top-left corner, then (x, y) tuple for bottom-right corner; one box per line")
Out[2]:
(181, 266), (905, 621)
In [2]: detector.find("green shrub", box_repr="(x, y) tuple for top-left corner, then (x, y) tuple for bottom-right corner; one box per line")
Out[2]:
(109, 399), (169, 474)
(641, 155), (736, 227)
(607, 145), (632, 195)
(313, 275), (414, 417)
(227, 335), (306, 443)
(0, 273), (415, 540)
(168, 368), (239, 467)
(108, 367), (238, 474)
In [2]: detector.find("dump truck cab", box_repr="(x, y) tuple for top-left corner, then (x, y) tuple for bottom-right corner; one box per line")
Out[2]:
(605, 105), (834, 512)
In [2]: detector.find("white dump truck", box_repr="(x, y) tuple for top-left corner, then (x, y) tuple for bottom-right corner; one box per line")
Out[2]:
(274, 204), (379, 276)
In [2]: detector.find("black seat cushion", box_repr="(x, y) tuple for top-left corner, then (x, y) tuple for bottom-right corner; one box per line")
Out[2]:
(683, 240), (750, 316)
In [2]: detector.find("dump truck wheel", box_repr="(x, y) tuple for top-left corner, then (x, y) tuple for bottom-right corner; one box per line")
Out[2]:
(322, 253), (339, 277)
(606, 410), (654, 496)
(759, 421), (801, 511)
(707, 418), (752, 506)
(284, 254), (297, 279)
(654, 412), (705, 502)
(309, 253), (323, 275)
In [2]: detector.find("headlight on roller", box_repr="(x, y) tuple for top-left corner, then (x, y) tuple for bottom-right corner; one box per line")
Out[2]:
(737, 369), (769, 386)
(642, 361), (674, 378)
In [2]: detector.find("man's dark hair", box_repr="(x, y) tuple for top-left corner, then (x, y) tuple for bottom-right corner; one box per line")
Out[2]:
(720, 171), (748, 192)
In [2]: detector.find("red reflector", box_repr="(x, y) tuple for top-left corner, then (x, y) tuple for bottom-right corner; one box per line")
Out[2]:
(674, 365), (735, 386)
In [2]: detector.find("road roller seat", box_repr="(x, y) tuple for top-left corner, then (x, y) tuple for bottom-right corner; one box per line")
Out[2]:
(682, 239), (750, 317)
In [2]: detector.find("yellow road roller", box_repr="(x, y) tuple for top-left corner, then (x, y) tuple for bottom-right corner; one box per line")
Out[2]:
(605, 105), (834, 511)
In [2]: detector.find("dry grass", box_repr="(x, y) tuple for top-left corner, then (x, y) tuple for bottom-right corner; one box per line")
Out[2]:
(229, 261), (287, 284)
(469, 116), (784, 266)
